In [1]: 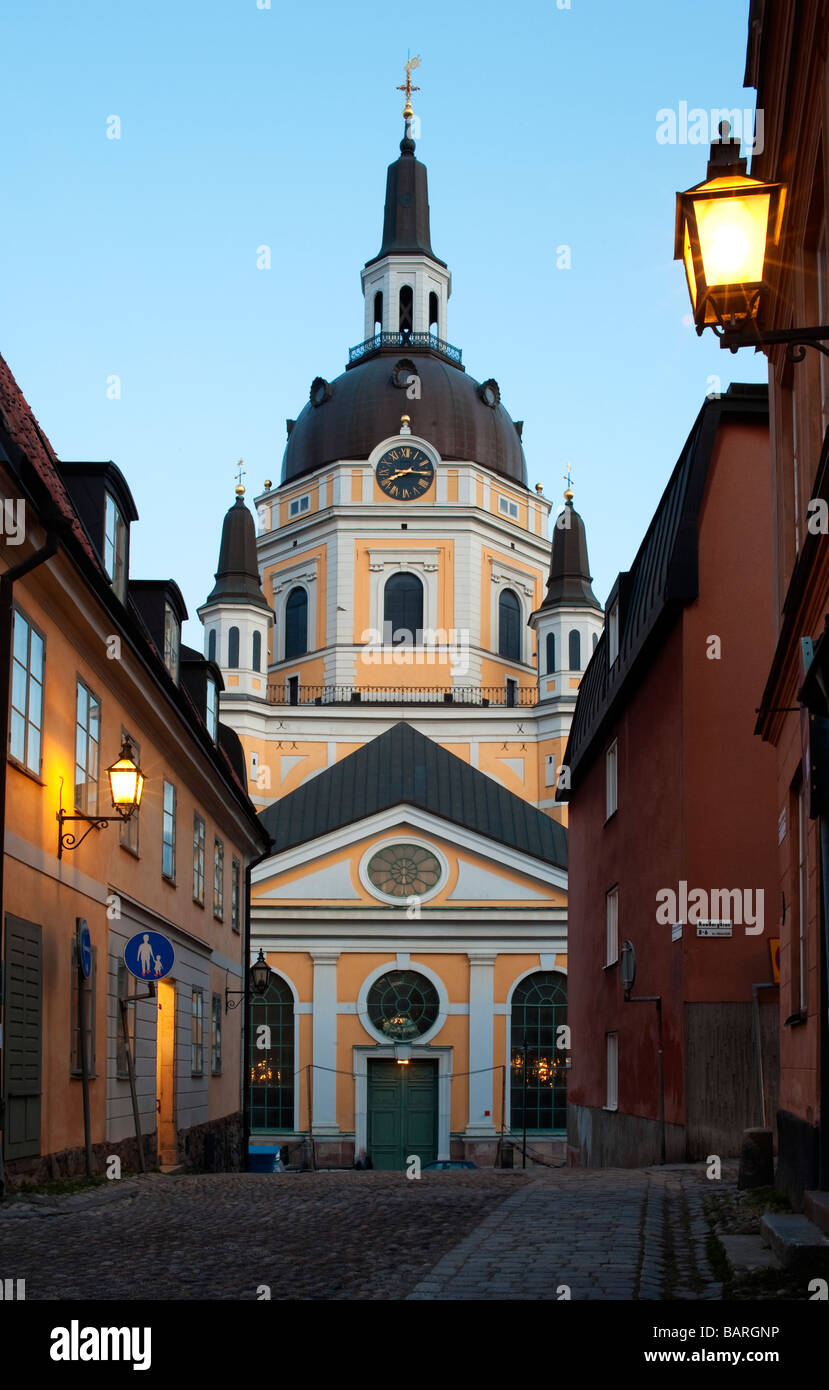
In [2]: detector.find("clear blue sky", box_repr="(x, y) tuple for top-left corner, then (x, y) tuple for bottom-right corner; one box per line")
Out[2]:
(0, 0), (763, 647)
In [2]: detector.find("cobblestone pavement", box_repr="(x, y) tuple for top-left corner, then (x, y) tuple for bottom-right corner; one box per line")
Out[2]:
(0, 1164), (723, 1301)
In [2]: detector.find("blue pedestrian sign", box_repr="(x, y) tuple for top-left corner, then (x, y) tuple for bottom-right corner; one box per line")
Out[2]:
(76, 918), (92, 980)
(124, 930), (175, 982)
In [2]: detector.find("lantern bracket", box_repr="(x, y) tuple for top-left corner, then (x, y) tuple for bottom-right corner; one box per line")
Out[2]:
(57, 808), (117, 858)
(716, 319), (829, 361)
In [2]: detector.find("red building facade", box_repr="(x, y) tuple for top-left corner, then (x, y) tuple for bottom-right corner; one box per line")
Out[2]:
(561, 386), (780, 1166)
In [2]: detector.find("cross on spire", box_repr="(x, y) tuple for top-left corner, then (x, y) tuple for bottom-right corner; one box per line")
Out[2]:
(564, 464), (574, 499)
(235, 459), (246, 495)
(397, 54), (421, 117)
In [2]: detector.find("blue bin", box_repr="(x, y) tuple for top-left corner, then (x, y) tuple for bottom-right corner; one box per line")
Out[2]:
(248, 1145), (281, 1173)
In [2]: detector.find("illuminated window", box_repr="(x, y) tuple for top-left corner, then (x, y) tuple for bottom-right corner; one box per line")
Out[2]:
(510, 972), (567, 1132)
(249, 976), (294, 1131)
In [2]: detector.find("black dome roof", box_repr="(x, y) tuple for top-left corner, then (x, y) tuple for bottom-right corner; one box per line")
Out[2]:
(280, 350), (528, 488)
(205, 494), (270, 610)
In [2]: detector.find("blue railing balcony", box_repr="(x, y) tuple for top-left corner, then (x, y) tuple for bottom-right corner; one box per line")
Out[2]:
(348, 331), (463, 366)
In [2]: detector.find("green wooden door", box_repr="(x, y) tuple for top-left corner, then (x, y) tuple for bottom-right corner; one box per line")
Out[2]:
(367, 1059), (438, 1171)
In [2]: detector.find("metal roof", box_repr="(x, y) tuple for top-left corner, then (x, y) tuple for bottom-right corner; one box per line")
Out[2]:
(259, 721), (568, 868)
(559, 383), (769, 790)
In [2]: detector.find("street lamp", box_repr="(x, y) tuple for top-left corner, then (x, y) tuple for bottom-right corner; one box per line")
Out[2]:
(673, 121), (829, 360)
(57, 734), (145, 857)
(226, 948), (273, 1013)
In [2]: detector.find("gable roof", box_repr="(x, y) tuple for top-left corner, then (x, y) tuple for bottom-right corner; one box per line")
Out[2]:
(258, 722), (568, 869)
(560, 382), (769, 790)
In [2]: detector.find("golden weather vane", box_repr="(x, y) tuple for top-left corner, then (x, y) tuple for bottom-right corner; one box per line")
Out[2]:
(397, 54), (421, 118)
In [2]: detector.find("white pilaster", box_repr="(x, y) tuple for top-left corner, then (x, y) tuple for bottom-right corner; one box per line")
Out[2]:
(311, 950), (340, 1133)
(466, 951), (497, 1135)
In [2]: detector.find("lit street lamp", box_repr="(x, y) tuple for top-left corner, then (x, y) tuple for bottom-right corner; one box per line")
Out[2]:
(57, 734), (145, 857)
(674, 121), (829, 360)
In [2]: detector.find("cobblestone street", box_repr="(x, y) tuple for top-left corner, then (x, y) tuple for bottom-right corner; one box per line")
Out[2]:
(0, 1164), (724, 1301)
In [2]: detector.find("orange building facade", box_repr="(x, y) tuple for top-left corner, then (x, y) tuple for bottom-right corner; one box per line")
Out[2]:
(0, 356), (267, 1190)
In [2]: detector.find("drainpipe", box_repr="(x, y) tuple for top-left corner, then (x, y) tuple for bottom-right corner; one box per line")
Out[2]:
(242, 844), (271, 1173)
(0, 534), (60, 1201)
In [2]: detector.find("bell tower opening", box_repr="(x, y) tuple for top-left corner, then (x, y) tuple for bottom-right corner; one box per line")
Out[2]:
(429, 291), (439, 337)
(374, 291), (383, 335)
(399, 285), (414, 340)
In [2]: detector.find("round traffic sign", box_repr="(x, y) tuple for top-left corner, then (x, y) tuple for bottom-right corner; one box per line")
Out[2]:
(124, 930), (175, 982)
(77, 918), (92, 980)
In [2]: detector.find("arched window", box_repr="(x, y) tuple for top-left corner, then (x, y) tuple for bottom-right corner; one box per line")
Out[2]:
(373, 290), (383, 335)
(592, 632), (599, 652)
(429, 291), (439, 336)
(207, 628), (216, 663)
(284, 587), (308, 661)
(228, 626), (240, 669)
(399, 284), (413, 339)
(545, 632), (556, 674)
(249, 974), (294, 1132)
(498, 589), (522, 663)
(384, 572), (423, 644)
(568, 629), (581, 671)
(252, 630), (261, 672)
(510, 971), (568, 1132)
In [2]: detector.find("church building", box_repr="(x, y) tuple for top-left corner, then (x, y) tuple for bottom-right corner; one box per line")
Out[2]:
(200, 72), (604, 1168)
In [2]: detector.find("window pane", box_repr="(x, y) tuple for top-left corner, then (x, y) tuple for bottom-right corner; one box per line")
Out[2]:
(27, 727), (41, 775)
(29, 629), (44, 681)
(11, 660), (27, 717)
(10, 708), (25, 762)
(12, 612), (28, 666)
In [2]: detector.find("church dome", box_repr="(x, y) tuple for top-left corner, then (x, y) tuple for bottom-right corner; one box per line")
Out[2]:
(281, 350), (528, 488)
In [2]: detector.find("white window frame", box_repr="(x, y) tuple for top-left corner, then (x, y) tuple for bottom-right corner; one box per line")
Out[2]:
(193, 812), (205, 905)
(498, 496), (519, 519)
(74, 678), (100, 815)
(606, 886), (619, 966)
(162, 780), (176, 881)
(191, 988), (204, 1076)
(605, 739), (618, 819)
(163, 602), (180, 683)
(10, 606), (44, 777)
(104, 493), (127, 602)
(288, 493), (310, 518)
(205, 677), (217, 741)
(605, 1032), (619, 1111)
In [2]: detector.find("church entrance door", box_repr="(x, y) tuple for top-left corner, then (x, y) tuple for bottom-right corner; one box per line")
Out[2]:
(367, 1058), (438, 1171)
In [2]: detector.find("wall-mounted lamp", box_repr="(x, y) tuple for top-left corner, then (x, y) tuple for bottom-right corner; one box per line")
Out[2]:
(673, 121), (829, 361)
(394, 1043), (412, 1065)
(226, 948), (273, 1013)
(57, 735), (145, 858)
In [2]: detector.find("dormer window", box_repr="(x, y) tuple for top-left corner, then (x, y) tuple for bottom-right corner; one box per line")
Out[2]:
(104, 493), (127, 602)
(163, 602), (180, 683)
(206, 677), (218, 741)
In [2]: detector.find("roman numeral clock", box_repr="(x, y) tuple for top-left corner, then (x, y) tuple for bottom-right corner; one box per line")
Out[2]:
(375, 445), (435, 500)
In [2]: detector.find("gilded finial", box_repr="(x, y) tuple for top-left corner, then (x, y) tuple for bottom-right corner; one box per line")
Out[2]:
(235, 460), (246, 496)
(397, 54), (421, 119)
(400, 414), (412, 435)
(563, 464), (574, 502)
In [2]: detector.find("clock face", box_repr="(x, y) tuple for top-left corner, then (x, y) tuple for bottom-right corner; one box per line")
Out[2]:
(375, 445), (434, 501)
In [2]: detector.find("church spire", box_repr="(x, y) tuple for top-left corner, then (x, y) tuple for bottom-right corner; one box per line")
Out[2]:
(360, 59), (451, 342)
(540, 483), (602, 612)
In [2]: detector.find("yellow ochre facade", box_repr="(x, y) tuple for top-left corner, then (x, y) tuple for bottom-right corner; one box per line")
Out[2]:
(202, 105), (604, 1167)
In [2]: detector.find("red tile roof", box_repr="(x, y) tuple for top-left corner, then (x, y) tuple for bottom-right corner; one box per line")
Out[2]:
(0, 352), (102, 570)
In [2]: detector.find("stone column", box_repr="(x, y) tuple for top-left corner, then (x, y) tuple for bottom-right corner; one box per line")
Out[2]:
(310, 951), (340, 1133)
(466, 952), (497, 1135)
